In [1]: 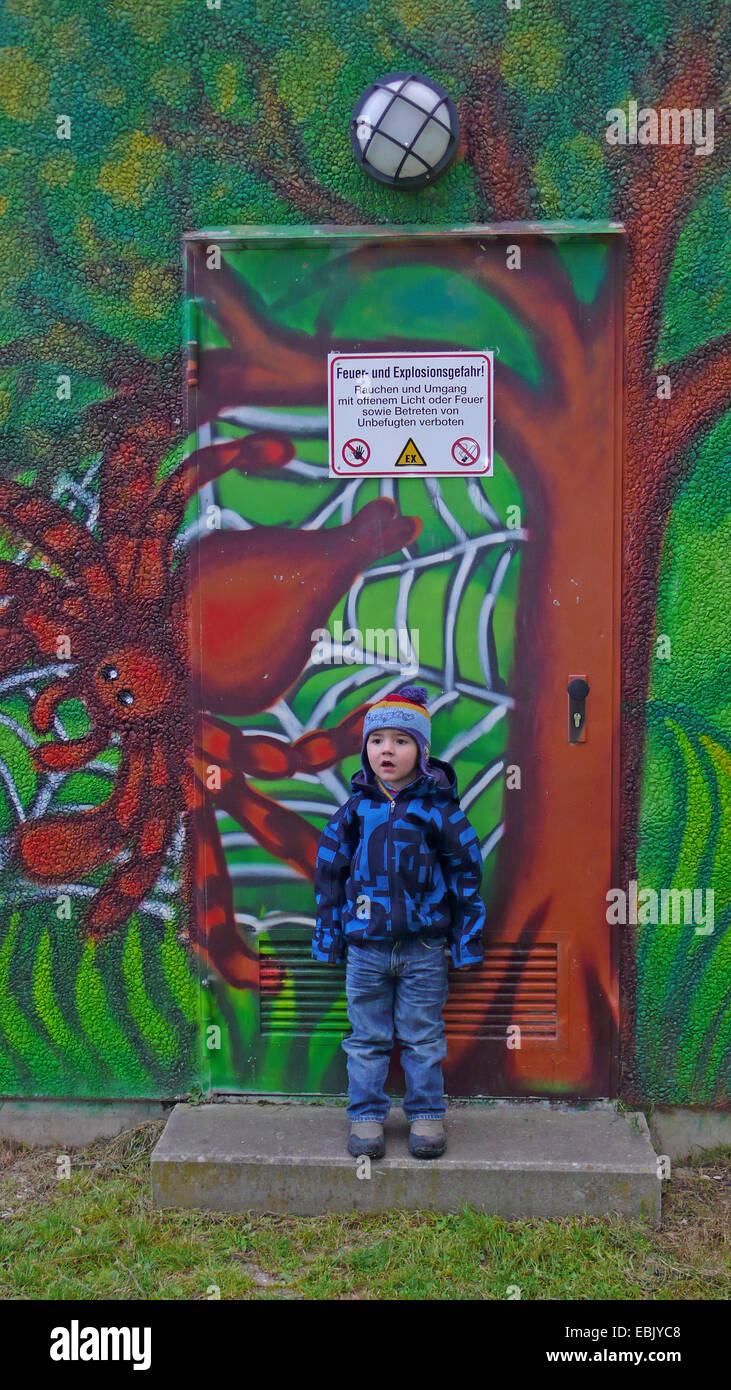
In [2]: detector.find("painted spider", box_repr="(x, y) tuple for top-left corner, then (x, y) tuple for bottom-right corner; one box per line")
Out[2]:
(0, 421), (422, 988)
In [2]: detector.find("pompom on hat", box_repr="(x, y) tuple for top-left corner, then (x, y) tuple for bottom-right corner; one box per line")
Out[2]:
(361, 684), (432, 775)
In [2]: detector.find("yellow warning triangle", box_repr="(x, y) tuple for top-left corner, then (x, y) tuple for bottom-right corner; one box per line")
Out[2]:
(394, 436), (427, 468)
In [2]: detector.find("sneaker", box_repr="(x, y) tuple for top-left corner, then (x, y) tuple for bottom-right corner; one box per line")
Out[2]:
(347, 1121), (385, 1159)
(408, 1118), (446, 1159)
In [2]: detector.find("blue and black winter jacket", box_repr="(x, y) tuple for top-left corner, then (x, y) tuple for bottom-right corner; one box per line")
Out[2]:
(311, 755), (486, 969)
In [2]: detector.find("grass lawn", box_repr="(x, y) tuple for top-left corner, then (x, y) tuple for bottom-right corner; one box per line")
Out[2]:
(0, 1122), (729, 1300)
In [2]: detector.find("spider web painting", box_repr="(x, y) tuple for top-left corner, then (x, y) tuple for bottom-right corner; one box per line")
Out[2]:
(186, 409), (525, 915)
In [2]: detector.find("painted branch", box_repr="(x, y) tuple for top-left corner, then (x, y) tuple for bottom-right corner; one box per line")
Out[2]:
(653, 333), (731, 467)
(191, 240), (575, 429)
(155, 104), (363, 226)
(190, 250), (326, 394)
(460, 60), (533, 219)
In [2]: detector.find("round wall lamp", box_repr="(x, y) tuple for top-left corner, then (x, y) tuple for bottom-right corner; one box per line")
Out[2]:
(350, 72), (459, 189)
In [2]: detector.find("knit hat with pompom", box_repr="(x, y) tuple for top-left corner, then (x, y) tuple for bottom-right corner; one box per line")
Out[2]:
(361, 684), (432, 776)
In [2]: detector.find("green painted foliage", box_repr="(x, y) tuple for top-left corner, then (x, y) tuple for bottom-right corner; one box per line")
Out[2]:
(0, 904), (201, 1097)
(637, 706), (731, 1103)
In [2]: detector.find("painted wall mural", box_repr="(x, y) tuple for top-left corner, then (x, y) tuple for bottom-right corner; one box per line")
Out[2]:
(0, 0), (728, 1104)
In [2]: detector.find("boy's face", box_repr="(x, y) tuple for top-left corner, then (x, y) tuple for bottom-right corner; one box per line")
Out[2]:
(366, 728), (419, 790)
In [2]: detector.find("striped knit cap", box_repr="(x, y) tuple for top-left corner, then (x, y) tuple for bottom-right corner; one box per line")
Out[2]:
(361, 684), (432, 774)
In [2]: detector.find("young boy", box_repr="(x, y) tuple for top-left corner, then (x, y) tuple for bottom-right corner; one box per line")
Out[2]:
(311, 684), (486, 1161)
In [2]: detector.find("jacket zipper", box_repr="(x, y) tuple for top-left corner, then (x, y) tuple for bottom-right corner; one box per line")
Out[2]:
(375, 773), (428, 937)
(386, 789), (404, 935)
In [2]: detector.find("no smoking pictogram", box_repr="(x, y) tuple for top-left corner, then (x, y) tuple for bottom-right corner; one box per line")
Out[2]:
(452, 436), (480, 467)
(342, 438), (371, 467)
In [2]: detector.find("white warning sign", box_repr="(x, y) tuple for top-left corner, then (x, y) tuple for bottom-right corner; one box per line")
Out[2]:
(328, 351), (493, 477)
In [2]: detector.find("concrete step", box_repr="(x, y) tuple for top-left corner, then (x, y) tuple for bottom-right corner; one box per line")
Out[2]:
(151, 1100), (661, 1221)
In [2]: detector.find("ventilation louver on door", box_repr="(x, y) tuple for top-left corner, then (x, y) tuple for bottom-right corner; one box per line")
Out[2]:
(259, 938), (558, 1040)
(444, 943), (558, 1039)
(259, 939), (347, 1035)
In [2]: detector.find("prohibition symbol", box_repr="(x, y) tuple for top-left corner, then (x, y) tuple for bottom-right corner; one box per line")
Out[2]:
(342, 438), (370, 467)
(452, 436), (480, 467)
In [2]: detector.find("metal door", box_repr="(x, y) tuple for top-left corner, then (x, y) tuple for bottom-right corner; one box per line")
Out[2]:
(184, 224), (622, 1098)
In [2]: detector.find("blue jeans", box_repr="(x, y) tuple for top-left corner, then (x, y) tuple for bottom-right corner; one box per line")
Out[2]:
(343, 937), (450, 1122)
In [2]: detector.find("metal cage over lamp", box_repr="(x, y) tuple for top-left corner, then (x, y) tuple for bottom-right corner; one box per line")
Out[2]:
(350, 72), (459, 188)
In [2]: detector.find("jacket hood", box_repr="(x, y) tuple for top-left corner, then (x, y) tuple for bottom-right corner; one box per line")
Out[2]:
(351, 754), (458, 800)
